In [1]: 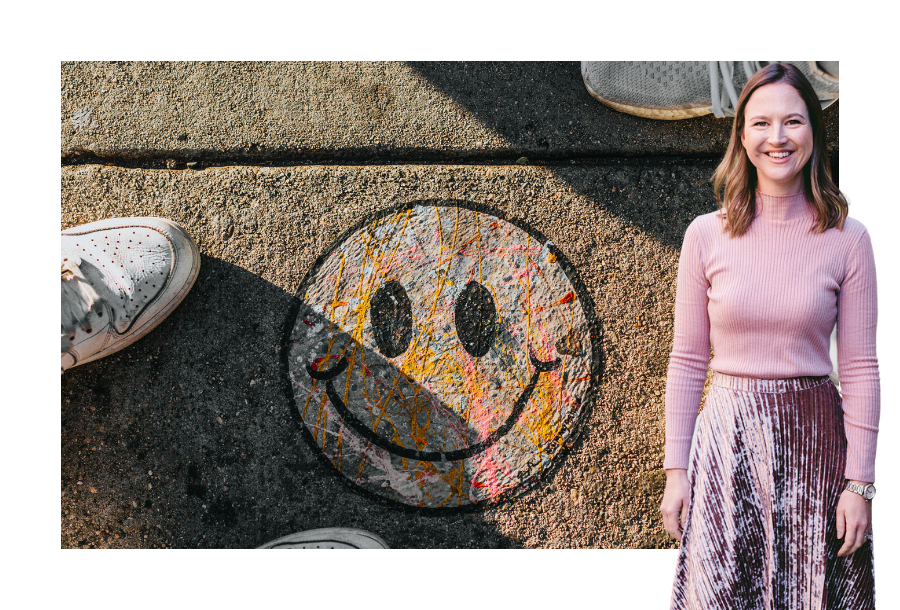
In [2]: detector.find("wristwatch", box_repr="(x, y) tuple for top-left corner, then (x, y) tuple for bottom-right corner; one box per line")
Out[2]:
(845, 481), (876, 501)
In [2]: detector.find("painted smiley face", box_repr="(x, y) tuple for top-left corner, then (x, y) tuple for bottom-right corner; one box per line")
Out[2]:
(284, 201), (600, 510)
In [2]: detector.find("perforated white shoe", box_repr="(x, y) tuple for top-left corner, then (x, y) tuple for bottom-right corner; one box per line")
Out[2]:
(257, 528), (389, 549)
(61, 217), (200, 372)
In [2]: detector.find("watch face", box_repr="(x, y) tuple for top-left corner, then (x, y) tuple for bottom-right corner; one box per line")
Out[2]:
(865, 485), (876, 500)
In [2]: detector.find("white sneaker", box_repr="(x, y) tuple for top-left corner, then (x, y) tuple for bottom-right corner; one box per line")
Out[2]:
(61, 217), (200, 372)
(257, 528), (390, 549)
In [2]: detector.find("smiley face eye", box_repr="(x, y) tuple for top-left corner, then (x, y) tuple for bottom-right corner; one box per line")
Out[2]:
(454, 281), (498, 358)
(370, 280), (413, 358)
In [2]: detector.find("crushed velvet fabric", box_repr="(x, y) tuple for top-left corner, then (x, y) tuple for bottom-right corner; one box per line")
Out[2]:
(671, 373), (875, 610)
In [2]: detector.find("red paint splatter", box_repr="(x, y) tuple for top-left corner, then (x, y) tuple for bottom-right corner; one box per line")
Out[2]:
(311, 355), (340, 371)
(557, 291), (575, 305)
(534, 291), (577, 312)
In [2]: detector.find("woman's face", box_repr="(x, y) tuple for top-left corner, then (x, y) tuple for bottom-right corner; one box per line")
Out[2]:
(741, 82), (814, 196)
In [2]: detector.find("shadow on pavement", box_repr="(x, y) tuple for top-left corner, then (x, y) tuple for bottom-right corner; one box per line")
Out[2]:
(61, 254), (527, 548)
(406, 61), (839, 249)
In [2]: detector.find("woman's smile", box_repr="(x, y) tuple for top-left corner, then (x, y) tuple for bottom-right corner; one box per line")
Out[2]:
(765, 150), (794, 160)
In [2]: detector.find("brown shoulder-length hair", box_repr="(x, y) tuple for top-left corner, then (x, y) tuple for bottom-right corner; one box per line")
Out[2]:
(711, 62), (847, 237)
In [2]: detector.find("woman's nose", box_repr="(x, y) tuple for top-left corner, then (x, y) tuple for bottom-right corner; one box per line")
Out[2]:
(769, 124), (788, 144)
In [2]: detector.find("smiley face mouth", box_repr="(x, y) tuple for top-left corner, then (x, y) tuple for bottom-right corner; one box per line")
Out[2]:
(307, 351), (562, 462)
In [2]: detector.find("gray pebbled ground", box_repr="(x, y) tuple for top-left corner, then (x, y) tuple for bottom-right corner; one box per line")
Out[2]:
(60, 61), (838, 549)
(62, 161), (721, 548)
(61, 61), (837, 161)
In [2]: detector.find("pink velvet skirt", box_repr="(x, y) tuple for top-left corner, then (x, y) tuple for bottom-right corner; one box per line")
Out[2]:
(671, 373), (875, 610)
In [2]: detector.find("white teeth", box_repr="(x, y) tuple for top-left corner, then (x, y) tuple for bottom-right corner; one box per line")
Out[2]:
(767, 151), (792, 158)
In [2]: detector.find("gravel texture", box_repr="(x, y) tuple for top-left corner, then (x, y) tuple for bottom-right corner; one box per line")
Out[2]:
(60, 61), (839, 549)
(61, 61), (838, 162)
(62, 161), (722, 548)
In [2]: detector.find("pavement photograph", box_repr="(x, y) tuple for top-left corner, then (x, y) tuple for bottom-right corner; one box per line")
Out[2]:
(61, 61), (844, 551)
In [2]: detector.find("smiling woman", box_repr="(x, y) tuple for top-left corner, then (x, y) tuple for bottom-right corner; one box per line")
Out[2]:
(659, 63), (879, 609)
(740, 82), (814, 195)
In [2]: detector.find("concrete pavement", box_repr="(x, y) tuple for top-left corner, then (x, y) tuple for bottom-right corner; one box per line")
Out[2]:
(60, 61), (839, 548)
(61, 61), (838, 161)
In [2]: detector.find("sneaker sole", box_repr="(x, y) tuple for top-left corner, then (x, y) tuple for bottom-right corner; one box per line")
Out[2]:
(257, 528), (389, 549)
(583, 62), (838, 120)
(582, 73), (713, 120)
(61, 217), (201, 368)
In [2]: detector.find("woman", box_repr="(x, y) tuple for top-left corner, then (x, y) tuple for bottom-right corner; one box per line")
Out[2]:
(659, 63), (878, 609)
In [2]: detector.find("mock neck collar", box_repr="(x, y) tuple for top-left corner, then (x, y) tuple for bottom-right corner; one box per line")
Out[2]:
(755, 191), (813, 223)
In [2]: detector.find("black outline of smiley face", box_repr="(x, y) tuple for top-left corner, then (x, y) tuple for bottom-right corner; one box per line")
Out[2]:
(281, 199), (604, 513)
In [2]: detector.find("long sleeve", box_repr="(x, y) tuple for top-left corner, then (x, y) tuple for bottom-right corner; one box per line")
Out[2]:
(836, 228), (880, 482)
(663, 219), (712, 470)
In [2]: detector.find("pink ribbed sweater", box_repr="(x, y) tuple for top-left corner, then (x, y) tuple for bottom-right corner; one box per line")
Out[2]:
(663, 192), (880, 482)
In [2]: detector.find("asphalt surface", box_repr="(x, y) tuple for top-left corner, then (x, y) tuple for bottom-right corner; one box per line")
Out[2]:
(61, 61), (839, 549)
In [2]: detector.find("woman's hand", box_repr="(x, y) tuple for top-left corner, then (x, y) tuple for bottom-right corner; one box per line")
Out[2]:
(836, 480), (873, 557)
(660, 468), (691, 542)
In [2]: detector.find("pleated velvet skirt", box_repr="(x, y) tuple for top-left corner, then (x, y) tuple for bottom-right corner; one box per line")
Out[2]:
(671, 373), (875, 610)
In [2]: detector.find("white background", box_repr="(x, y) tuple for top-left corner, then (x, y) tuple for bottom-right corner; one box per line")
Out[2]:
(5, 3), (896, 608)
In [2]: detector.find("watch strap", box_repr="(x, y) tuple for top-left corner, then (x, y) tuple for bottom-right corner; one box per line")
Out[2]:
(845, 481), (876, 501)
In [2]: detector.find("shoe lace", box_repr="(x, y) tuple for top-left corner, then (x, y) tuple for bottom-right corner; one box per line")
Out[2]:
(708, 61), (766, 118)
(61, 258), (103, 353)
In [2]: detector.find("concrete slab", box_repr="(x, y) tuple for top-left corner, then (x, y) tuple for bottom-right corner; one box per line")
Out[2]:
(61, 161), (720, 548)
(61, 61), (838, 162)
